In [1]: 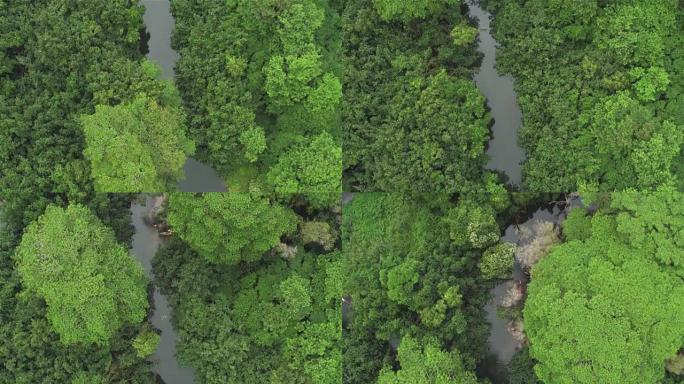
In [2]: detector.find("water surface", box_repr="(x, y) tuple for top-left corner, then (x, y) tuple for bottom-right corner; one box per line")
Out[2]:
(478, 199), (576, 383)
(469, 3), (525, 187)
(177, 158), (227, 192)
(142, 0), (226, 192)
(131, 197), (196, 383)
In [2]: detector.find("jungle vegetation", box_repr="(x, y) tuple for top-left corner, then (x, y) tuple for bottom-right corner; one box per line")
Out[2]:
(484, 0), (684, 191)
(0, 0), (683, 384)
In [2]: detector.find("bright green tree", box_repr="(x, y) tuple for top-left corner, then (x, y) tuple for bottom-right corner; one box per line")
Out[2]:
(376, 336), (478, 384)
(451, 24), (478, 46)
(524, 192), (684, 383)
(167, 190), (298, 264)
(446, 200), (499, 249)
(266, 132), (341, 208)
(478, 242), (515, 279)
(373, 0), (459, 22)
(80, 94), (194, 192)
(132, 330), (161, 358)
(15, 204), (148, 345)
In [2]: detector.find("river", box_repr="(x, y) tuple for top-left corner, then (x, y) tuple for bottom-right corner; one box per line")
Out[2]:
(469, 2), (525, 188)
(130, 196), (195, 383)
(477, 197), (580, 383)
(137, 0), (208, 381)
(141, 0), (226, 193)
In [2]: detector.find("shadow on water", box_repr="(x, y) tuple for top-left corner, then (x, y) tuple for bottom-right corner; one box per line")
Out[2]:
(131, 196), (196, 384)
(141, 0), (226, 193)
(468, 2), (525, 188)
(177, 158), (226, 192)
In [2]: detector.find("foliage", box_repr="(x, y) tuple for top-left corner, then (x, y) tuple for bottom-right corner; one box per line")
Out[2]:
(301, 221), (336, 251)
(171, 0), (342, 188)
(524, 191), (684, 383)
(372, 0), (459, 22)
(342, 193), (507, 382)
(446, 199), (499, 248)
(342, 0), (492, 192)
(132, 330), (160, 358)
(451, 23), (478, 47)
(507, 348), (540, 384)
(15, 205), (148, 346)
(376, 336), (478, 384)
(668, 353), (684, 376)
(561, 207), (592, 241)
(167, 191), (298, 264)
(266, 131), (342, 208)
(153, 216), (342, 383)
(80, 94), (194, 192)
(478, 242), (515, 280)
(488, 0), (684, 190)
(0, 0), (183, 225)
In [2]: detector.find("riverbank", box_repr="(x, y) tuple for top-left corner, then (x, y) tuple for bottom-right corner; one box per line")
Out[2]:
(141, 0), (226, 193)
(468, 2), (525, 188)
(130, 195), (196, 383)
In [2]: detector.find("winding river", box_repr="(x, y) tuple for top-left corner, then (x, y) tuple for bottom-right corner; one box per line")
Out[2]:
(131, 196), (196, 383)
(477, 196), (581, 383)
(135, 0), (216, 382)
(469, 2), (525, 188)
(141, 0), (226, 193)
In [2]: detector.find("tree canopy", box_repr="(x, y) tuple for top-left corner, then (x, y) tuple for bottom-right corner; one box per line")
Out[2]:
(153, 195), (342, 383)
(341, 0), (495, 193)
(171, 0), (342, 190)
(15, 204), (148, 345)
(80, 94), (194, 192)
(166, 191), (298, 264)
(524, 191), (684, 383)
(486, 0), (684, 191)
(342, 192), (512, 383)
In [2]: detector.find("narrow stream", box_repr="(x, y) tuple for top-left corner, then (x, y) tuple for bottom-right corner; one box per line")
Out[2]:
(478, 198), (580, 383)
(141, 0), (226, 192)
(131, 196), (196, 383)
(468, 2), (525, 188)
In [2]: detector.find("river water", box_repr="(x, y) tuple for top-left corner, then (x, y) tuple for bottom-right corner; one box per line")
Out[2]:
(469, 2), (525, 188)
(130, 196), (196, 383)
(138, 0), (208, 382)
(141, 0), (226, 192)
(478, 198), (578, 383)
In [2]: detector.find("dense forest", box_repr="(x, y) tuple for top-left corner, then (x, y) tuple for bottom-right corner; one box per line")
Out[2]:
(483, 0), (684, 191)
(0, 1), (164, 382)
(0, 0), (683, 383)
(152, 192), (342, 383)
(171, 0), (342, 195)
(341, 0), (493, 193)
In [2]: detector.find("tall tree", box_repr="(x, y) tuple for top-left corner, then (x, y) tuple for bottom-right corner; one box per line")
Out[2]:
(167, 191), (298, 264)
(524, 191), (684, 383)
(14, 204), (148, 345)
(266, 131), (342, 208)
(80, 94), (194, 192)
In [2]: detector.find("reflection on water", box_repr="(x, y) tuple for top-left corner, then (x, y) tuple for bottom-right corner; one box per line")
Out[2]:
(469, 2), (525, 187)
(131, 196), (196, 383)
(478, 201), (571, 383)
(141, 0), (226, 192)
